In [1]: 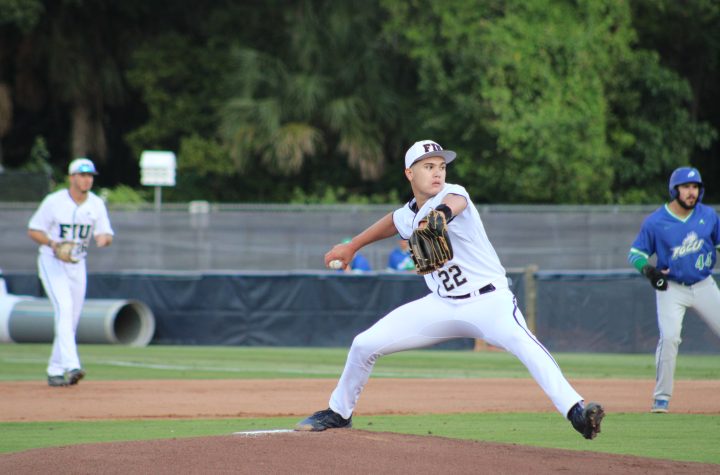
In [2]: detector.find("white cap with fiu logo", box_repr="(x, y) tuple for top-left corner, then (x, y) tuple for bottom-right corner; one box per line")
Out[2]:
(404, 140), (457, 169)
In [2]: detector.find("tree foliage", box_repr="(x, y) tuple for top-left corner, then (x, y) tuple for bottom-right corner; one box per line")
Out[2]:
(0, 0), (717, 203)
(218, 1), (406, 181)
(381, 0), (714, 204)
(608, 50), (716, 203)
(0, 0), (44, 33)
(627, 0), (720, 202)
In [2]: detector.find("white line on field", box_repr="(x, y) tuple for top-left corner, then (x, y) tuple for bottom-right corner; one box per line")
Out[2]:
(100, 361), (475, 378)
(233, 429), (295, 437)
(0, 357), (480, 378)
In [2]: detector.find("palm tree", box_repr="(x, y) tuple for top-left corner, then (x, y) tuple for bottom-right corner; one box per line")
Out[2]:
(41, 1), (133, 164)
(220, 0), (401, 180)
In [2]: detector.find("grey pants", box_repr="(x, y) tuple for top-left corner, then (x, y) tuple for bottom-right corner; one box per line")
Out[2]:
(654, 276), (720, 401)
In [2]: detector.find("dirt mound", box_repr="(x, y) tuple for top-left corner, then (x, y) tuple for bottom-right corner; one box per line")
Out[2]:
(2, 430), (717, 474)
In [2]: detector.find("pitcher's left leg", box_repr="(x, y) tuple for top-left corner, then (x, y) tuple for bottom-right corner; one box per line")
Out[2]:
(477, 291), (582, 416)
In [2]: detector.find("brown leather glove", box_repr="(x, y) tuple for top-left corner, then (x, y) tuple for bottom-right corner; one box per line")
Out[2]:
(408, 209), (453, 275)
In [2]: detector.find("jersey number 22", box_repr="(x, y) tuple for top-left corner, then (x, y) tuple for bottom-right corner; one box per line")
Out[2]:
(439, 265), (468, 291)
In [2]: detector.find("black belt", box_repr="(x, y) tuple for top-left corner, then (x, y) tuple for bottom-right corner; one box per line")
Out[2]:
(677, 281), (699, 287)
(446, 283), (496, 299)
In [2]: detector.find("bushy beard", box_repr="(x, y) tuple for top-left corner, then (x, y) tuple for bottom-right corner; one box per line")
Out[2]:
(676, 197), (697, 210)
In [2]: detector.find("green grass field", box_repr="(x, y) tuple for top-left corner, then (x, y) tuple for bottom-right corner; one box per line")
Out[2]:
(1, 344), (719, 464)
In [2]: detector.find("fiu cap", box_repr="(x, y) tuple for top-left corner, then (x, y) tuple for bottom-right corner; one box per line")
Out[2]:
(68, 158), (97, 175)
(404, 140), (456, 169)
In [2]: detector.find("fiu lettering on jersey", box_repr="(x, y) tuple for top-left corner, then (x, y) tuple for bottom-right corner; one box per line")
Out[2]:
(58, 224), (92, 240)
(671, 232), (703, 260)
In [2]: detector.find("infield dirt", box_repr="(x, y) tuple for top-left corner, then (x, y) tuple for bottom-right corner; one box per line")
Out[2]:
(1, 378), (718, 474)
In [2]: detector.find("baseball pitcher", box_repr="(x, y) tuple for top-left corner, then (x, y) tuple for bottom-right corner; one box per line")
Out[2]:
(296, 140), (604, 439)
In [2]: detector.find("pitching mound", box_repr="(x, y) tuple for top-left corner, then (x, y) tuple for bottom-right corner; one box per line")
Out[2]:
(1, 430), (717, 474)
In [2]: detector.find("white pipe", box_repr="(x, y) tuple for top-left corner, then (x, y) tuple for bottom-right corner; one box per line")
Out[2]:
(0, 294), (155, 346)
(0, 294), (22, 343)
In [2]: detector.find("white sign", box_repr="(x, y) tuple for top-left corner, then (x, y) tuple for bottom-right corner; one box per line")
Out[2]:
(140, 151), (176, 186)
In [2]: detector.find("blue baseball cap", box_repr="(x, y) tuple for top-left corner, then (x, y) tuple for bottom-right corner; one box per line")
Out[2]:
(68, 158), (98, 175)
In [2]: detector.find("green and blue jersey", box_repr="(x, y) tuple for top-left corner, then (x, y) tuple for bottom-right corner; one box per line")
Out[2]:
(629, 203), (720, 285)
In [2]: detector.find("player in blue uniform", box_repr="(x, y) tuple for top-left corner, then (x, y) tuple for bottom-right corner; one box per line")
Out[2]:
(628, 167), (720, 413)
(386, 237), (415, 271)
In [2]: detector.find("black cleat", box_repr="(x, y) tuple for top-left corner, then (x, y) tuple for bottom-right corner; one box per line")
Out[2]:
(67, 369), (86, 385)
(48, 375), (69, 387)
(568, 401), (604, 440)
(295, 408), (352, 432)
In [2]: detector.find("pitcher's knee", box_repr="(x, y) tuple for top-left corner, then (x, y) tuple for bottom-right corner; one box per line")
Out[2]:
(349, 333), (381, 366)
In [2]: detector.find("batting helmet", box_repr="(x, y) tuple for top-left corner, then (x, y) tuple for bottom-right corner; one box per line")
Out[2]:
(669, 167), (704, 202)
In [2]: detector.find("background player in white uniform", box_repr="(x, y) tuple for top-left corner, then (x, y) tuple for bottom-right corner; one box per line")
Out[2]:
(628, 167), (720, 413)
(296, 140), (604, 439)
(28, 158), (114, 387)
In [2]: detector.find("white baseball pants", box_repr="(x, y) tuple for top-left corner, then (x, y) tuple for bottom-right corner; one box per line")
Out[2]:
(38, 253), (87, 376)
(328, 283), (583, 419)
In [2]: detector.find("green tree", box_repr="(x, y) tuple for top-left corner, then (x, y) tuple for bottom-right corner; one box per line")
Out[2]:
(383, 0), (625, 203)
(0, 0), (155, 178)
(124, 3), (286, 201)
(608, 50), (716, 203)
(0, 0), (44, 170)
(28, 1), (147, 164)
(219, 1), (406, 181)
(628, 0), (720, 202)
(125, 32), (230, 157)
(3, 0), (715, 204)
(382, 0), (714, 204)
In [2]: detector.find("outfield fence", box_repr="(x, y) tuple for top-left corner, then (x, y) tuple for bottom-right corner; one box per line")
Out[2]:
(2, 270), (718, 353)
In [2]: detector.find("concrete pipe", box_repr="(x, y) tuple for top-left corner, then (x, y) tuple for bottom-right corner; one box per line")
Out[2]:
(0, 295), (155, 346)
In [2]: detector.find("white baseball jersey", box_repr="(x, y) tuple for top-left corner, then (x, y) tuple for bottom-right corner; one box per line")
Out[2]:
(393, 183), (506, 296)
(28, 189), (113, 376)
(29, 189), (114, 261)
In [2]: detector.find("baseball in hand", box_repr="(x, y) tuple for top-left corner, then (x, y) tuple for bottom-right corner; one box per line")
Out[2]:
(328, 259), (344, 270)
